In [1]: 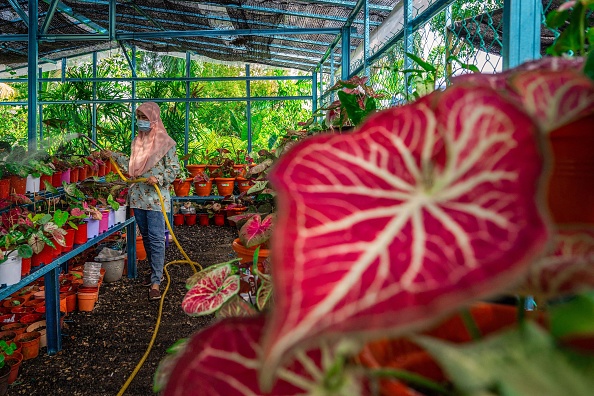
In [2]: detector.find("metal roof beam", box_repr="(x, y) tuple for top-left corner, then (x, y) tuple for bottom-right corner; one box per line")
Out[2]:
(41, 0), (108, 34)
(288, 0), (391, 12)
(41, 0), (60, 34)
(197, 1), (381, 26)
(41, 27), (345, 41)
(7, 0), (29, 27)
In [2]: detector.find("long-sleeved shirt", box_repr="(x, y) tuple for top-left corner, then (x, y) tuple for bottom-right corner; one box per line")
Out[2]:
(112, 146), (180, 213)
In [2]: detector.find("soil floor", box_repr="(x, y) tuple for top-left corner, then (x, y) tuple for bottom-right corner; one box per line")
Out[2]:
(7, 224), (238, 396)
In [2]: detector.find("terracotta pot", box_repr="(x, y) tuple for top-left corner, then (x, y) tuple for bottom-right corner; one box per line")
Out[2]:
(213, 213), (225, 226)
(74, 222), (88, 245)
(173, 214), (185, 226)
(215, 177), (235, 197)
(77, 292), (97, 312)
(231, 238), (269, 273)
(0, 365), (9, 396)
(547, 115), (594, 225)
(194, 180), (213, 197)
(186, 164), (207, 177)
(19, 313), (42, 325)
(105, 160), (112, 174)
(4, 351), (22, 384)
(0, 323), (27, 336)
(198, 213), (209, 226)
(14, 331), (41, 360)
(0, 331), (16, 343)
(136, 236), (147, 261)
(173, 178), (192, 197)
(51, 171), (63, 188)
(8, 176), (26, 195)
(39, 174), (52, 191)
(185, 214), (197, 226)
(233, 164), (247, 178)
(0, 178), (10, 199)
(236, 177), (252, 194)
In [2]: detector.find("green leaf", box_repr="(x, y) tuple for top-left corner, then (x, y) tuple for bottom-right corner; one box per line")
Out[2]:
(405, 52), (436, 73)
(550, 292), (594, 338)
(545, 10), (569, 29)
(584, 50), (594, 82)
(44, 180), (58, 194)
(39, 214), (52, 225)
(17, 244), (33, 259)
(415, 323), (594, 396)
(53, 209), (69, 228)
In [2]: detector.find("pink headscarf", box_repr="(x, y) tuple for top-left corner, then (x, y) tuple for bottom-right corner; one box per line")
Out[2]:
(128, 102), (176, 177)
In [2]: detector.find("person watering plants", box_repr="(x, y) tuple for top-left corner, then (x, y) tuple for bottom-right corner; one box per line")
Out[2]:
(104, 101), (180, 301)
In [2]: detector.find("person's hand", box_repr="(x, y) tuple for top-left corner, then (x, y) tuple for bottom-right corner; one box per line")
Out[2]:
(100, 150), (112, 158)
(146, 176), (158, 186)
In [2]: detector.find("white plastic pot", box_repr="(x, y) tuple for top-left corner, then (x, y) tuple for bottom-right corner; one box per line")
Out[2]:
(26, 174), (41, 193)
(114, 205), (127, 224)
(0, 252), (22, 287)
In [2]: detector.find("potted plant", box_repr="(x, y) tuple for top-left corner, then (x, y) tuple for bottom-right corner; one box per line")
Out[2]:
(155, 27), (594, 393)
(205, 202), (225, 226)
(315, 75), (385, 132)
(173, 162), (192, 197)
(0, 221), (34, 287)
(0, 339), (18, 391)
(211, 158), (238, 197)
(192, 171), (212, 197)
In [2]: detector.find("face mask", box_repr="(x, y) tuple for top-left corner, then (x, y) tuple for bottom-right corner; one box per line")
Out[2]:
(137, 120), (151, 132)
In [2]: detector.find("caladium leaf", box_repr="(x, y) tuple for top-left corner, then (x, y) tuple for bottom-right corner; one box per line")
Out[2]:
(163, 316), (368, 396)
(216, 295), (259, 319)
(28, 231), (46, 254)
(154, 339), (189, 393)
(256, 272), (273, 311)
(520, 229), (594, 301)
(53, 209), (69, 228)
(263, 85), (549, 386)
(185, 259), (240, 290)
(17, 244), (33, 259)
(182, 263), (240, 316)
(44, 180), (58, 194)
(63, 183), (85, 199)
(239, 213), (274, 248)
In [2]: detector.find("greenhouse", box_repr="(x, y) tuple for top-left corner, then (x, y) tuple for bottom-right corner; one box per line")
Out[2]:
(0, 0), (593, 395)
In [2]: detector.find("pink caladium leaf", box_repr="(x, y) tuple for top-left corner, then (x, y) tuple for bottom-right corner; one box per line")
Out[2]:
(520, 228), (594, 301)
(454, 57), (594, 133)
(239, 213), (275, 248)
(182, 263), (240, 316)
(215, 295), (258, 319)
(163, 316), (368, 396)
(185, 258), (240, 290)
(263, 84), (550, 386)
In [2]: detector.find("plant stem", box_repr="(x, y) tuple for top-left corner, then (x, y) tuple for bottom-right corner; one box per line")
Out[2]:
(369, 368), (451, 395)
(517, 296), (526, 326)
(461, 308), (481, 341)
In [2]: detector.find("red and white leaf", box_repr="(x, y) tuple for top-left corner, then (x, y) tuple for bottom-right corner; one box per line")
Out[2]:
(520, 228), (594, 300)
(185, 259), (240, 290)
(239, 213), (275, 248)
(263, 85), (549, 385)
(216, 295), (259, 319)
(182, 264), (240, 316)
(257, 273), (274, 311)
(154, 339), (190, 393)
(163, 316), (367, 396)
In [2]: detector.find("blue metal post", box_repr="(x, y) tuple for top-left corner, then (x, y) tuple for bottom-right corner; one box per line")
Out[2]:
(319, 64), (323, 108)
(341, 27), (350, 79)
(364, 0), (370, 77)
(44, 266), (61, 354)
(27, 0), (38, 151)
(312, 70), (318, 114)
(246, 64), (252, 153)
(185, 51), (190, 159)
(330, 54), (336, 103)
(41, 0), (60, 34)
(503, 0), (541, 69)
(126, 214), (137, 278)
(403, 0), (413, 95)
(131, 46), (136, 140)
(38, 67), (44, 140)
(109, 0), (116, 41)
(92, 52), (97, 142)
(61, 57), (66, 83)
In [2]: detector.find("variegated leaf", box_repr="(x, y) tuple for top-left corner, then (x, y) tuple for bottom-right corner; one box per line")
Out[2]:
(257, 272), (273, 311)
(216, 294), (259, 319)
(263, 85), (549, 386)
(182, 264), (240, 316)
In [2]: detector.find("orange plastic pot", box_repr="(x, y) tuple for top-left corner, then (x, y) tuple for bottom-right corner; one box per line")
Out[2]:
(14, 331), (41, 360)
(78, 166), (87, 180)
(69, 167), (79, 183)
(236, 177), (252, 194)
(97, 163), (106, 177)
(5, 351), (22, 384)
(39, 174), (52, 191)
(0, 322), (27, 336)
(215, 178), (235, 197)
(233, 164), (247, 178)
(173, 178), (192, 197)
(136, 236), (147, 261)
(231, 238), (269, 273)
(77, 292), (97, 312)
(186, 164), (207, 177)
(194, 180), (213, 196)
